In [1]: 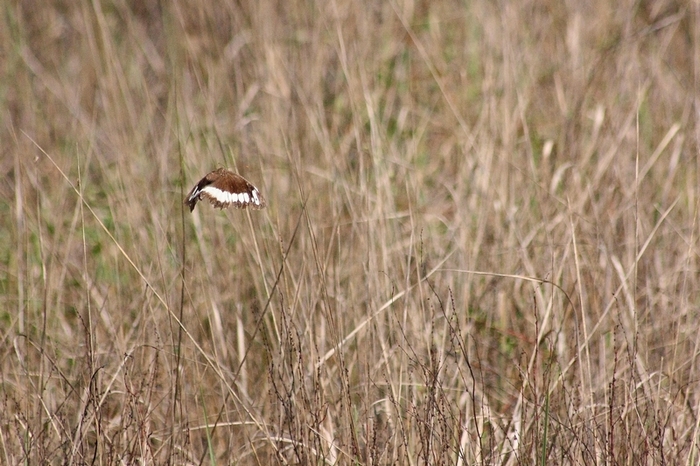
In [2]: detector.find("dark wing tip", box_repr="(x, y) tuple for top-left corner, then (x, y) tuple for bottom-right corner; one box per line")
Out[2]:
(253, 191), (267, 209)
(184, 186), (202, 212)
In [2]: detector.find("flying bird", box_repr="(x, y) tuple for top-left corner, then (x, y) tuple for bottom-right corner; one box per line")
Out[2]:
(185, 168), (266, 212)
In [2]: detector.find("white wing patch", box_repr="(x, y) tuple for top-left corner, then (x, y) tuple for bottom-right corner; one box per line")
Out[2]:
(201, 186), (263, 207)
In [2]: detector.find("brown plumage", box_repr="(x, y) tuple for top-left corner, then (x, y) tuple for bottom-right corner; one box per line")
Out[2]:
(184, 168), (266, 212)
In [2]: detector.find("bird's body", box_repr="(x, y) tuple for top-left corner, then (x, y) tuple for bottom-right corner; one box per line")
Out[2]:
(185, 168), (266, 212)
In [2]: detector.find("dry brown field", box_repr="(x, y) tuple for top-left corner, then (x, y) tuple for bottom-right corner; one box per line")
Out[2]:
(2, 1), (699, 464)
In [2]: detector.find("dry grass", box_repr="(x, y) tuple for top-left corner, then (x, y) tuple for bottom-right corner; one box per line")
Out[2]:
(1, 0), (699, 464)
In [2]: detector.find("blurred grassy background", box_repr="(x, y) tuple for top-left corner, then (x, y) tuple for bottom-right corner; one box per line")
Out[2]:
(1, 0), (698, 464)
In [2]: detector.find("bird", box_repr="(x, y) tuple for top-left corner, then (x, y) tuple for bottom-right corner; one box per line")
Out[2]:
(184, 168), (266, 212)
